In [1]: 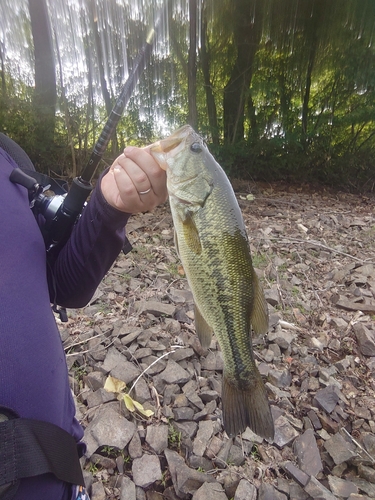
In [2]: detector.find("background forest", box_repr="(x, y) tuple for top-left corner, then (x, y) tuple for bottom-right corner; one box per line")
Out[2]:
(1, 0), (375, 191)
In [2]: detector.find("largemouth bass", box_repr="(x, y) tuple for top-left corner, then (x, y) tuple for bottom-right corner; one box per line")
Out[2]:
(150, 125), (274, 440)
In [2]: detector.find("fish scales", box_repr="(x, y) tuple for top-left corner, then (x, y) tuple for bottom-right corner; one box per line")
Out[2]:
(150, 125), (274, 440)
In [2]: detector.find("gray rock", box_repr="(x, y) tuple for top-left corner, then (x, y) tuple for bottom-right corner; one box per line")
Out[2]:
(170, 347), (195, 362)
(268, 368), (292, 388)
(164, 448), (216, 499)
(216, 438), (233, 466)
(258, 482), (288, 500)
(218, 470), (241, 498)
(193, 420), (214, 457)
(289, 482), (311, 500)
(273, 415), (300, 449)
(201, 351), (224, 371)
(188, 455), (213, 471)
(102, 347), (128, 372)
(304, 476), (337, 500)
(132, 377), (151, 404)
(283, 461), (310, 487)
(358, 463), (375, 484)
(120, 475), (136, 500)
(128, 430), (143, 459)
(199, 390), (219, 404)
(307, 409), (322, 430)
(172, 421), (198, 440)
(351, 478), (375, 497)
(363, 433), (375, 457)
(173, 406), (195, 421)
(234, 479), (257, 500)
(328, 475), (358, 498)
(119, 328), (143, 346)
(90, 453), (116, 470)
(353, 323), (375, 356)
(186, 391), (205, 410)
(85, 371), (106, 391)
(192, 482), (227, 500)
(227, 443), (246, 466)
(132, 454), (162, 488)
(293, 428), (323, 476)
(135, 300), (176, 317)
(267, 327), (296, 350)
(241, 427), (264, 444)
(264, 288), (280, 306)
(86, 388), (117, 408)
(146, 424), (169, 454)
(205, 435), (224, 459)
(84, 407), (136, 458)
(324, 433), (357, 465)
(159, 359), (191, 384)
(146, 492), (166, 500)
(348, 494), (373, 500)
(193, 400), (216, 422)
(162, 486), (181, 500)
(110, 360), (141, 384)
(314, 385), (339, 414)
(91, 481), (106, 500)
(330, 316), (349, 332)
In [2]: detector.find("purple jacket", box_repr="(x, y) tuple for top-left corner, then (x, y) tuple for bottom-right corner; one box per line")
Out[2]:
(0, 146), (130, 499)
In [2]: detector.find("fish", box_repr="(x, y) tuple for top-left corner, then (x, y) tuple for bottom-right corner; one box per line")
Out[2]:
(150, 125), (274, 440)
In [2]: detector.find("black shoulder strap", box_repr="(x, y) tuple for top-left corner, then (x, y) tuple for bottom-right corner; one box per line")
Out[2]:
(0, 133), (67, 195)
(0, 133), (35, 172)
(0, 410), (84, 499)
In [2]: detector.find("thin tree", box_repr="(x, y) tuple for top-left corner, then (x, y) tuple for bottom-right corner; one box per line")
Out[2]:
(28, 0), (56, 164)
(223, 0), (264, 144)
(188, 0), (198, 129)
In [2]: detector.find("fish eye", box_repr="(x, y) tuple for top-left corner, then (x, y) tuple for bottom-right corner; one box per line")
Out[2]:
(190, 142), (202, 153)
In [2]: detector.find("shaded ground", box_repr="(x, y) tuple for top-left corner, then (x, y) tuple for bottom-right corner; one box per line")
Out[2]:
(59, 183), (375, 500)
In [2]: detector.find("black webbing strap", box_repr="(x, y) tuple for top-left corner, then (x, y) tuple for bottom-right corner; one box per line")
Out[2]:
(0, 132), (67, 196)
(0, 416), (84, 495)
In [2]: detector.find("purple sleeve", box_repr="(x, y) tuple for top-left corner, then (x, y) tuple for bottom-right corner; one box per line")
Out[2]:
(49, 171), (131, 308)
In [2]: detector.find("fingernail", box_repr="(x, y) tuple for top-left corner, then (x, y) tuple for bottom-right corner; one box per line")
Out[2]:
(124, 146), (135, 155)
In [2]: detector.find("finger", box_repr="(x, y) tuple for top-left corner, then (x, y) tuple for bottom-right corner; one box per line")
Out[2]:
(112, 164), (144, 210)
(116, 154), (151, 195)
(123, 146), (167, 197)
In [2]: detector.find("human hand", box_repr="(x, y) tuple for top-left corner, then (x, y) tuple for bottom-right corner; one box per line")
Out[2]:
(100, 145), (168, 214)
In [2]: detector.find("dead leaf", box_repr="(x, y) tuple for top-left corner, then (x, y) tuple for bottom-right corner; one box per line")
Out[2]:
(104, 376), (127, 394)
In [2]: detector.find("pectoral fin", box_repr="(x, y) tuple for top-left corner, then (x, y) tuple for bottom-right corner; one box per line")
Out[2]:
(182, 213), (202, 254)
(194, 303), (212, 349)
(250, 270), (269, 336)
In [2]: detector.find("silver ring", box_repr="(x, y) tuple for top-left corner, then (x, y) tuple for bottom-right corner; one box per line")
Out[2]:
(138, 188), (151, 195)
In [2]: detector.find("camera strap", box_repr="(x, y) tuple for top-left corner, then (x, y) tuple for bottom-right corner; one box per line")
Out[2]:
(0, 407), (84, 499)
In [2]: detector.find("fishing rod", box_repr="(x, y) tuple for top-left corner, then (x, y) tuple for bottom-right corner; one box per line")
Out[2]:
(11, 5), (166, 256)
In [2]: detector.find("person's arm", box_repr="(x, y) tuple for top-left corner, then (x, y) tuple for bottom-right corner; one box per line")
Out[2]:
(49, 146), (167, 308)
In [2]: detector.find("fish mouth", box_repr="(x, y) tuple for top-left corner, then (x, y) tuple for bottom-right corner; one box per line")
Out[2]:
(150, 125), (195, 170)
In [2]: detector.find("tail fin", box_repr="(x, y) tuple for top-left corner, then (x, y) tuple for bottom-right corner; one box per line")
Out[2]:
(222, 371), (274, 440)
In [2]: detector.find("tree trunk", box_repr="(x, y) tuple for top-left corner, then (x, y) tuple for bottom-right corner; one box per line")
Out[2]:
(200, 1), (219, 145)
(301, 0), (324, 148)
(28, 0), (56, 162)
(188, 0), (198, 129)
(223, 0), (263, 144)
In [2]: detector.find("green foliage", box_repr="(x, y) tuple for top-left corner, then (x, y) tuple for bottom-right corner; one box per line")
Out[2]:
(1, 0), (375, 190)
(168, 423), (182, 451)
